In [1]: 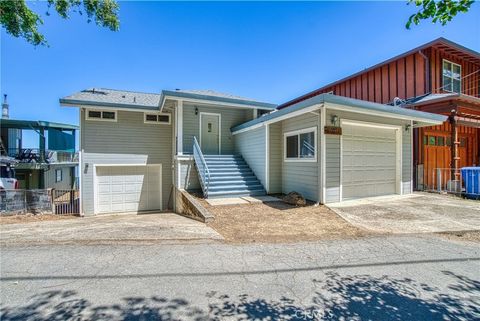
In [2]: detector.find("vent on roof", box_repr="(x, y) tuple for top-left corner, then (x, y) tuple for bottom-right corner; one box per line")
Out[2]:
(82, 89), (107, 95)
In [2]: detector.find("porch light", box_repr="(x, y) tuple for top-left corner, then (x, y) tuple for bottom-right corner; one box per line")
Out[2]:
(405, 124), (411, 132)
(331, 115), (339, 126)
(195, 107), (198, 115)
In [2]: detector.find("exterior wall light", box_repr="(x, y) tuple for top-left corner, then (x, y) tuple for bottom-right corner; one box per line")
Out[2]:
(195, 107), (198, 115)
(331, 115), (339, 126)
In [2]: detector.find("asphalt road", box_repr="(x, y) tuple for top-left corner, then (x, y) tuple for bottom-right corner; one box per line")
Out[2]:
(1, 235), (479, 320)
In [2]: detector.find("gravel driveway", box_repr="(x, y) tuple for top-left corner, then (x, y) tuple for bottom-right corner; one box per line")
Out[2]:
(329, 193), (480, 234)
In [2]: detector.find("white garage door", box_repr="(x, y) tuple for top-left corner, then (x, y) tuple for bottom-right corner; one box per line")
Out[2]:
(96, 165), (162, 214)
(342, 123), (398, 200)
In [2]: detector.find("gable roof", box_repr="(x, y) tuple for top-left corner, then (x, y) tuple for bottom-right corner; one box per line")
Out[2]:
(278, 37), (480, 110)
(231, 93), (447, 134)
(160, 89), (277, 110)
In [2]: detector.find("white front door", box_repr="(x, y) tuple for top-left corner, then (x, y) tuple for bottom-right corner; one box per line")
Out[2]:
(342, 123), (399, 200)
(200, 113), (220, 154)
(95, 165), (162, 214)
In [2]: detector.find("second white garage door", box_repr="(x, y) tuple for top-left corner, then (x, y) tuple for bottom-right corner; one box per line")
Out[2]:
(95, 165), (162, 214)
(342, 122), (399, 200)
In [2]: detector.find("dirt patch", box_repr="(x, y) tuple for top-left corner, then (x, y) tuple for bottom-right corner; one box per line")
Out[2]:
(203, 199), (374, 243)
(435, 230), (480, 243)
(0, 214), (77, 225)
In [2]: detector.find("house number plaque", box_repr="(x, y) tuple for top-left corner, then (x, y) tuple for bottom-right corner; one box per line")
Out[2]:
(324, 126), (342, 135)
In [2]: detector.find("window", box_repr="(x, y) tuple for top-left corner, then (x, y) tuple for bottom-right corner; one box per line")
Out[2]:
(442, 60), (461, 93)
(55, 169), (63, 182)
(86, 110), (117, 121)
(437, 136), (445, 146)
(144, 113), (171, 124)
(284, 127), (317, 162)
(428, 136), (436, 146)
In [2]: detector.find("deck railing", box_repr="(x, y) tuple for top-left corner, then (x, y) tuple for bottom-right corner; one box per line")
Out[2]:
(4, 148), (78, 164)
(193, 136), (210, 197)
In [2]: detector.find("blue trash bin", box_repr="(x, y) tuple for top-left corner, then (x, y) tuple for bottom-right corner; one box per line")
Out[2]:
(461, 167), (480, 200)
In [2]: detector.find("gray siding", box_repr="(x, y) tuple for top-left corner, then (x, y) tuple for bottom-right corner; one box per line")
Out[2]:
(179, 159), (201, 191)
(183, 104), (251, 154)
(324, 107), (412, 203)
(44, 165), (76, 190)
(81, 109), (173, 215)
(268, 123), (282, 193)
(234, 126), (266, 187)
(281, 113), (319, 202)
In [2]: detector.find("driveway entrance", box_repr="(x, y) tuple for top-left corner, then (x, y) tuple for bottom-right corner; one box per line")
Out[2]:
(328, 193), (480, 233)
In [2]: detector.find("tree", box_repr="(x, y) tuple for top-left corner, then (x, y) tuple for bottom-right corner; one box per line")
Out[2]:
(406, 0), (474, 29)
(0, 0), (119, 46)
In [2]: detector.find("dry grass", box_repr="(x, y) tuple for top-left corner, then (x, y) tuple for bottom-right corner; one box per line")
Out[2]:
(202, 199), (373, 243)
(0, 214), (77, 225)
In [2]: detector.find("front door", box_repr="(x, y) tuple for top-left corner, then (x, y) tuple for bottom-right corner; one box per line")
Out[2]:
(200, 113), (220, 154)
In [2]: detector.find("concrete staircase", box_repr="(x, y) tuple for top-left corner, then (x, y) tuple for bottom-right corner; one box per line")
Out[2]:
(204, 154), (266, 198)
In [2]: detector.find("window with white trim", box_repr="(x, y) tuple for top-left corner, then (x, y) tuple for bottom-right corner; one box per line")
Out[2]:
(86, 110), (117, 121)
(144, 113), (171, 124)
(442, 60), (461, 93)
(55, 169), (63, 182)
(284, 127), (317, 161)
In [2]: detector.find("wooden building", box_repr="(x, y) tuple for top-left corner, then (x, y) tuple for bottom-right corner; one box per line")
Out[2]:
(278, 38), (480, 190)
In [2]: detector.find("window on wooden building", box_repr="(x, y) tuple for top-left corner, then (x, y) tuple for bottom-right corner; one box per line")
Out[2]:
(442, 60), (461, 93)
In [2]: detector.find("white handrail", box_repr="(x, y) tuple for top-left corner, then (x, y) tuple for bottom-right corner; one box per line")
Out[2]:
(193, 136), (210, 197)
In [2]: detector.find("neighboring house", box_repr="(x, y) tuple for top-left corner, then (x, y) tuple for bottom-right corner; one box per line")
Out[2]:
(61, 87), (444, 215)
(277, 38), (480, 190)
(0, 97), (78, 190)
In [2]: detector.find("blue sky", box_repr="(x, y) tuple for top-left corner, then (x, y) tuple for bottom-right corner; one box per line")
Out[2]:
(1, 1), (479, 147)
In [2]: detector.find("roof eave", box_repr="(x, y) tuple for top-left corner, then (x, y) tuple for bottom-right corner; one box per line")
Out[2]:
(160, 90), (277, 110)
(59, 98), (160, 112)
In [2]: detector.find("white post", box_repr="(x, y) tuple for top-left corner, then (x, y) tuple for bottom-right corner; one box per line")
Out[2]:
(177, 100), (183, 155)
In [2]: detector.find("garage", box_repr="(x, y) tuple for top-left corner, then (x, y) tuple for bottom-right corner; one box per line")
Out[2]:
(95, 165), (162, 214)
(342, 121), (401, 200)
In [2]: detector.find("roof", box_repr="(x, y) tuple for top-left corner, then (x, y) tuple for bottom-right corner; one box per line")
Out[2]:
(0, 118), (78, 130)
(278, 37), (480, 109)
(60, 88), (161, 111)
(231, 94), (447, 133)
(60, 87), (277, 111)
(160, 89), (277, 110)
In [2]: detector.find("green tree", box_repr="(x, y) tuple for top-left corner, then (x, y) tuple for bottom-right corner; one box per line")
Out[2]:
(0, 0), (119, 46)
(406, 0), (474, 29)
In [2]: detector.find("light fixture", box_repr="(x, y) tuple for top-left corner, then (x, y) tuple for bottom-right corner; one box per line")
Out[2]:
(195, 107), (198, 115)
(405, 124), (411, 132)
(331, 115), (339, 126)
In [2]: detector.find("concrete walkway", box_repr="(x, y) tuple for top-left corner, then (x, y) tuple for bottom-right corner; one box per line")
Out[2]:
(0, 213), (223, 245)
(329, 193), (480, 233)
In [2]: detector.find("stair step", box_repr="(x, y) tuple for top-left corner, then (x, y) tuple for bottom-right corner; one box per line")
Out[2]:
(205, 160), (247, 165)
(207, 176), (258, 182)
(208, 189), (266, 198)
(208, 182), (263, 191)
(208, 164), (250, 170)
(204, 155), (241, 159)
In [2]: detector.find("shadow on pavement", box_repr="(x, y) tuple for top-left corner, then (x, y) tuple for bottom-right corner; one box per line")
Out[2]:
(1, 271), (478, 320)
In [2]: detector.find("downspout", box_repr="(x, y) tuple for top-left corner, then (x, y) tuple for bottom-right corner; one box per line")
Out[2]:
(415, 50), (430, 190)
(418, 50), (430, 94)
(449, 105), (459, 182)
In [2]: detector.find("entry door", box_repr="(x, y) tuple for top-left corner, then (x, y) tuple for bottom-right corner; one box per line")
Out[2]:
(342, 123), (399, 200)
(200, 113), (220, 154)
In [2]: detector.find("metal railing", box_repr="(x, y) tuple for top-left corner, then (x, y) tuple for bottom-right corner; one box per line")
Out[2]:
(0, 189), (80, 215)
(193, 136), (210, 197)
(3, 148), (78, 164)
(422, 168), (480, 199)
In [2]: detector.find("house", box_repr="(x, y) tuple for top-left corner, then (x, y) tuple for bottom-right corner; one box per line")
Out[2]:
(61, 87), (444, 215)
(0, 96), (78, 190)
(276, 38), (480, 191)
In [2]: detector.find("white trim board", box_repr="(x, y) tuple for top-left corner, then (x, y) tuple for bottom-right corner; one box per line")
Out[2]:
(199, 112), (222, 154)
(283, 126), (318, 163)
(93, 163), (162, 215)
(161, 95), (272, 112)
